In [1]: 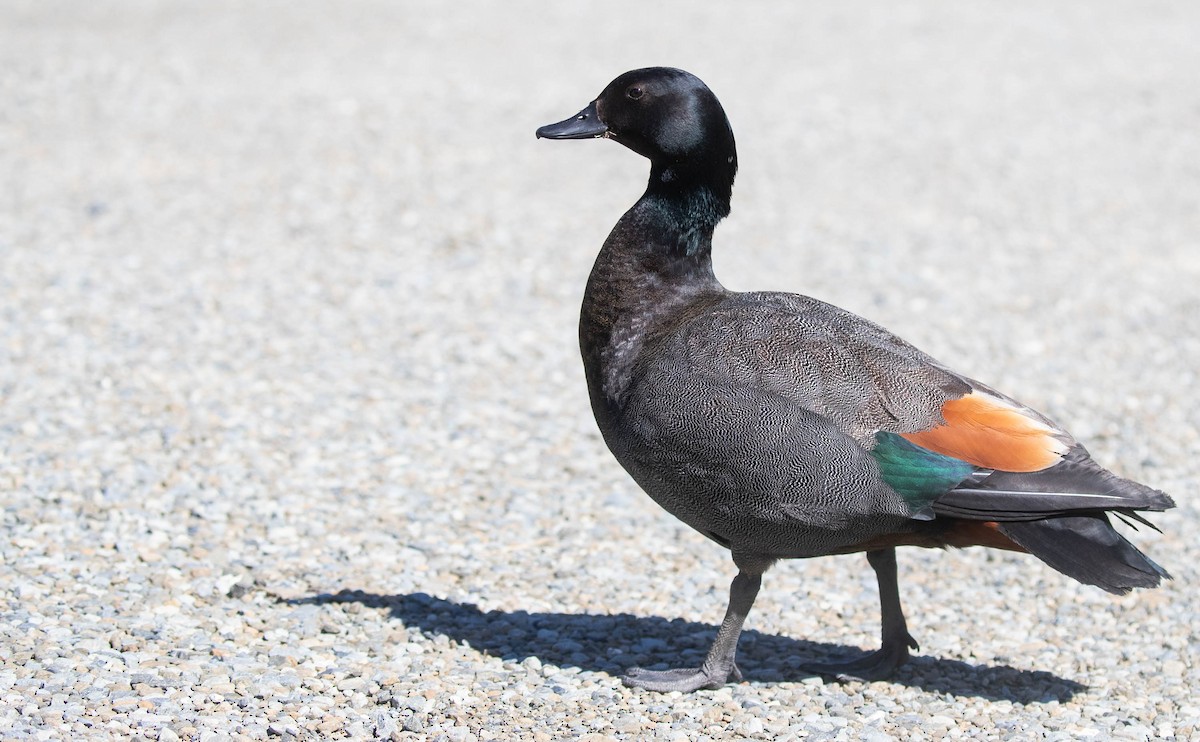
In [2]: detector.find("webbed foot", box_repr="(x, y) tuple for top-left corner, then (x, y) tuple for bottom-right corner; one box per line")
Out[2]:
(804, 632), (918, 682)
(621, 661), (743, 691)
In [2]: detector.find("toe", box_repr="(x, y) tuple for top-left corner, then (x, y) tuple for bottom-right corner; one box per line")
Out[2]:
(621, 666), (731, 692)
(804, 641), (912, 682)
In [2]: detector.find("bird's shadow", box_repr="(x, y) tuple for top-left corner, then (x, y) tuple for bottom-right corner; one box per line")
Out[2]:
(288, 590), (1084, 704)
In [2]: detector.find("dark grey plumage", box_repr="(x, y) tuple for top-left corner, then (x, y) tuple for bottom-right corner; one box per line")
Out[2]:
(537, 67), (1173, 692)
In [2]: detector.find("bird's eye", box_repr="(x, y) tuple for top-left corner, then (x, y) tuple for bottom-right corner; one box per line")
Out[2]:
(626, 86), (644, 101)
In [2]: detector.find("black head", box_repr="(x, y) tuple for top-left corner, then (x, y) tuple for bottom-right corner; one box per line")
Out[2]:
(537, 68), (737, 204)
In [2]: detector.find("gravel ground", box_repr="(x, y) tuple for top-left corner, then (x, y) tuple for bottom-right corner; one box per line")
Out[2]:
(2, 1), (1198, 739)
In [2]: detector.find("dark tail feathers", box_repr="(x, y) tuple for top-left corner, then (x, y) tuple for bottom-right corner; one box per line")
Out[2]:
(999, 515), (1172, 595)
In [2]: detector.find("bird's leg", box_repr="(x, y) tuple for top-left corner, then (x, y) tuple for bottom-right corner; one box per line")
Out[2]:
(622, 554), (770, 692)
(805, 547), (918, 681)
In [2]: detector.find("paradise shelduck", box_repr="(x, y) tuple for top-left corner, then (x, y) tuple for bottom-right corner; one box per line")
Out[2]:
(536, 67), (1173, 692)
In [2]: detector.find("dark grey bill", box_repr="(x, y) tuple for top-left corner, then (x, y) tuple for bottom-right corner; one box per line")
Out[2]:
(535, 101), (607, 139)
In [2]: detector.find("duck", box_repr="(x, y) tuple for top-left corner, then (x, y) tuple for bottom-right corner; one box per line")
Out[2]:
(535, 67), (1173, 692)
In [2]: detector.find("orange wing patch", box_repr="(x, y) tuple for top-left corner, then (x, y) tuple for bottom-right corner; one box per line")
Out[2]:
(900, 391), (1069, 473)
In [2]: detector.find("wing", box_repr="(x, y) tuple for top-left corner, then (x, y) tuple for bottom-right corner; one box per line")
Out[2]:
(619, 289), (1172, 581)
(617, 327), (924, 556)
(667, 291), (971, 444)
(656, 291), (1171, 521)
(620, 362), (916, 517)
